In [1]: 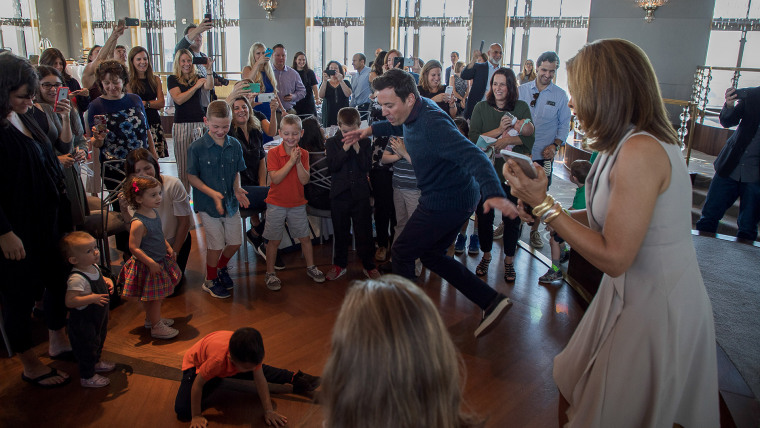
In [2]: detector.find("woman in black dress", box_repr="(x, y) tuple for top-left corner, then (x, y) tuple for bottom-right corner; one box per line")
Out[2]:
(0, 54), (72, 387)
(318, 61), (352, 128)
(292, 51), (319, 117)
(127, 46), (167, 157)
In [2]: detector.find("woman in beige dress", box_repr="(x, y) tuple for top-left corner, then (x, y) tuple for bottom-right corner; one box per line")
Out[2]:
(505, 38), (719, 428)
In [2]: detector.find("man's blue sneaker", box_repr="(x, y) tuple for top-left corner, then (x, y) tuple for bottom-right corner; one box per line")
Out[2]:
(202, 277), (231, 299)
(217, 266), (234, 290)
(468, 234), (480, 254)
(454, 234), (467, 254)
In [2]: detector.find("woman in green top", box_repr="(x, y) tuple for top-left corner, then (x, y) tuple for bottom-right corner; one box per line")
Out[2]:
(468, 68), (534, 280)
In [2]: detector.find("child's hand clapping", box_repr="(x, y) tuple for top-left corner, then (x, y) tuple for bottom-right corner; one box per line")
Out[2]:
(289, 146), (301, 165)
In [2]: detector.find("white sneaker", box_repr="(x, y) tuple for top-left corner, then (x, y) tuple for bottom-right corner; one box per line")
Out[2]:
(151, 320), (179, 339)
(144, 318), (174, 329)
(530, 230), (544, 249)
(81, 373), (110, 388)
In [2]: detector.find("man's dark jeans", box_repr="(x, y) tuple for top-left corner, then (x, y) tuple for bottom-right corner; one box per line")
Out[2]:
(696, 174), (760, 241)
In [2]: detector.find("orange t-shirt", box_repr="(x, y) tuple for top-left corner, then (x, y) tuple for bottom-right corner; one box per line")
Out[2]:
(181, 331), (262, 380)
(265, 143), (309, 208)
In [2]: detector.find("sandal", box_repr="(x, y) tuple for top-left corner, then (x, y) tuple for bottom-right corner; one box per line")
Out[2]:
(475, 256), (492, 276)
(21, 367), (71, 388)
(504, 261), (516, 282)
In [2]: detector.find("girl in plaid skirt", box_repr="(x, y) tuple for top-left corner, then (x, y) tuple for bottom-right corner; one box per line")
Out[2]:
(118, 175), (181, 339)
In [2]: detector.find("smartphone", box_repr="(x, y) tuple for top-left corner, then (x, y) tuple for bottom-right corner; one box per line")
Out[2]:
(500, 149), (537, 179)
(445, 86), (454, 96)
(204, 13), (212, 22)
(192, 56), (209, 65)
(54, 87), (69, 112)
(479, 40), (485, 53)
(125, 17), (140, 27)
(258, 93), (276, 102)
(94, 115), (108, 133)
(325, 69), (336, 76)
(734, 88), (749, 100)
(264, 48), (273, 58)
(403, 57), (414, 67)
(393, 56), (404, 68)
(244, 83), (261, 93)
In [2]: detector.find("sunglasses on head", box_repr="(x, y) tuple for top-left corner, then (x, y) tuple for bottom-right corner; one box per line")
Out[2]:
(530, 92), (540, 108)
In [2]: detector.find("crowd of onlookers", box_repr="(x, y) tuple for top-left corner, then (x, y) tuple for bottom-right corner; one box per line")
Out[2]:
(0, 17), (724, 428)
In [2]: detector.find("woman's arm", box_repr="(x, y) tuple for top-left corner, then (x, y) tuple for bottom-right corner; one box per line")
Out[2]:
(82, 23), (125, 88)
(151, 77), (166, 109)
(318, 74), (328, 98)
(339, 80), (352, 98)
(258, 159), (267, 186)
(169, 78), (206, 105)
(311, 84), (320, 105)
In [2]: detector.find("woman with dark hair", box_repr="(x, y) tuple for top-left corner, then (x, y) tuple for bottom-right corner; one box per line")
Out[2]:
(418, 60), (456, 118)
(370, 51), (386, 84)
(127, 46), (167, 158)
(319, 60), (352, 128)
(121, 148), (193, 286)
(292, 51), (319, 117)
(0, 53), (72, 387)
(299, 116), (331, 211)
(39, 47), (89, 119)
(468, 68), (533, 279)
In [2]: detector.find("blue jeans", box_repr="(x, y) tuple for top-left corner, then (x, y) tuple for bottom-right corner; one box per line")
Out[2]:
(391, 204), (499, 310)
(696, 174), (760, 241)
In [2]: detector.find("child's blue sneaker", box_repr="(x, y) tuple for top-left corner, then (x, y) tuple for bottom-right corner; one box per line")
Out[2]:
(454, 234), (467, 254)
(217, 266), (234, 290)
(202, 277), (231, 299)
(468, 234), (480, 254)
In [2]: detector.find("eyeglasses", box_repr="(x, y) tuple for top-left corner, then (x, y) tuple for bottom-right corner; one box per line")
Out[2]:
(530, 92), (540, 108)
(41, 82), (63, 90)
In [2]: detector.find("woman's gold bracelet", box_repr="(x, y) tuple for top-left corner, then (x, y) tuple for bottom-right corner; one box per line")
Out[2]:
(532, 194), (556, 217)
(543, 203), (563, 224)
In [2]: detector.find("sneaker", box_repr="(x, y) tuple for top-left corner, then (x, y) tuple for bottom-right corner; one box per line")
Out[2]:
(94, 361), (116, 373)
(559, 247), (571, 264)
(493, 222), (505, 240)
(530, 230), (544, 249)
(246, 229), (263, 248)
(454, 234), (467, 254)
(468, 234), (480, 254)
(375, 246), (388, 261)
(151, 319), (180, 339)
(144, 318), (175, 329)
(292, 370), (320, 395)
(539, 267), (564, 283)
(275, 252), (286, 270)
(81, 373), (110, 388)
(265, 272), (281, 291)
(474, 293), (512, 338)
(414, 259), (423, 277)
(326, 265), (346, 281)
(202, 277), (232, 299)
(363, 268), (381, 279)
(217, 266), (234, 290)
(306, 265), (326, 283)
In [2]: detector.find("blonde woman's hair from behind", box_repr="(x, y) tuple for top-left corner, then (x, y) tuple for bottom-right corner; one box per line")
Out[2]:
(566, 38), (679, 153)
(247, 42), (278, 94)
(320, 275), (483, 428)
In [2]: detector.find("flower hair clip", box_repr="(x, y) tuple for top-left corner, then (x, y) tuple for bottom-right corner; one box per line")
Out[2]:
(132, 181), (140, 192)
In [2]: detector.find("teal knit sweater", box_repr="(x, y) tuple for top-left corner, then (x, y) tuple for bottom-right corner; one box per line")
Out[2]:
(372, 97), (506, 211)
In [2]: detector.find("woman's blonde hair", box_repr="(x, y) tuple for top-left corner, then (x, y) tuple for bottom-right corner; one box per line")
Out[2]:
(230, 93), (262, 134)
(321, 275), (483, 428)
(247, 42), (278, 94)
(566, 38), (679, 152)
(172, 49), (198, 87)
(420, 60), (444, 93)
(518, 59), (536, 82)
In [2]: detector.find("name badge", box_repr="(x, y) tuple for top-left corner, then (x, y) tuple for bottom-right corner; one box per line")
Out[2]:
(547, 101), (556, 106)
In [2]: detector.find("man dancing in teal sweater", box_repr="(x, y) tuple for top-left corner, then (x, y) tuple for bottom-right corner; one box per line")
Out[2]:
(343, 69), (518, 337)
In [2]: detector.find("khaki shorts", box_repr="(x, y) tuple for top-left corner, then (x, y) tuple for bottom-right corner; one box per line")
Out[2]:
(199, 211), (243, 250)
(263, 204), (310, 241)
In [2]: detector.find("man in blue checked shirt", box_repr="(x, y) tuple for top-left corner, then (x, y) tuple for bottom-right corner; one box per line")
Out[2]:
(518, 51), (572, 249)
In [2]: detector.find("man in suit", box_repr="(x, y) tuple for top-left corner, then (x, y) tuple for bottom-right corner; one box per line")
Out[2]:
(460, 43), (502, 119)
(696, 86), (760, 241)
(445, 51), (459, 85)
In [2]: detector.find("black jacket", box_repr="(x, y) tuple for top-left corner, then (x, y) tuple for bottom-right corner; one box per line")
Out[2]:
(325, 132), (372, 200)
(460, 62), (490, 120)
(715, 86), (760, 177)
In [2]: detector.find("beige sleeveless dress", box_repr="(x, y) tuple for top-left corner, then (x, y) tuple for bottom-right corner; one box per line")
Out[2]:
(553, 130), (719, 427)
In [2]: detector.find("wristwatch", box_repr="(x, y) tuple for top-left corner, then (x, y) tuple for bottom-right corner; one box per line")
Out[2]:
(553, 142), (561, 149)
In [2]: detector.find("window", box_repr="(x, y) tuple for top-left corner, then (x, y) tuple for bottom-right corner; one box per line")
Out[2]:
(86, 0), (116, 47)
(393, 0), (473, 65)
(198, 0), (241, 74)
(134, 0), (177, 72)
(1, 0), (39, 57)
(306, 0), (365, 75)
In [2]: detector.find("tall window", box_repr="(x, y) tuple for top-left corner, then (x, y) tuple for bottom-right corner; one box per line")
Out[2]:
(198, 0), (240, 73)
(705, 0), (760, 106)
(505, 0), (590, 91)
(87, 0), (116, 46)
(394, 0), (473, 65)
(1, 0), (39, 57)
(134, 0), (176, 72)
(306, 0), (365, 74)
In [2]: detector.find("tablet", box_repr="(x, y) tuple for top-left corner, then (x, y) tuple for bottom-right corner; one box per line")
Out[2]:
(500, 149), (537, 179)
